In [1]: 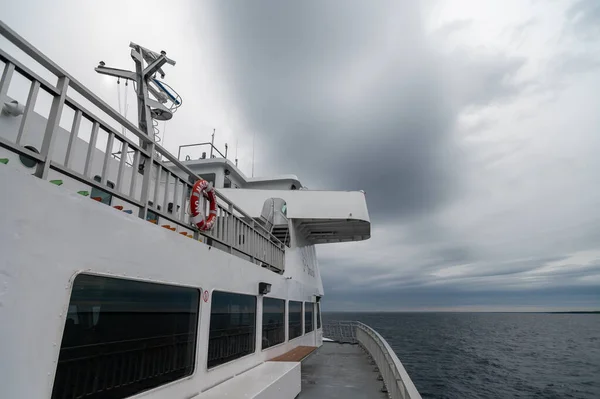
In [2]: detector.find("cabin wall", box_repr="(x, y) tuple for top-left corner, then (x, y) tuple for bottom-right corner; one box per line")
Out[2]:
(0, 165), (322, 398)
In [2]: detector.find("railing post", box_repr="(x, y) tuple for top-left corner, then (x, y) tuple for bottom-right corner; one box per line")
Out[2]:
(83, 122), (99, 178)
(35, 76), (69, 179)
(64, 110), (82, 168)
(15, 80), (40, 145)
(138, 144), (155, 220)
(0, 62), (15, 102)
(250, 219), (256, 264)
(228, 203), (234, 253)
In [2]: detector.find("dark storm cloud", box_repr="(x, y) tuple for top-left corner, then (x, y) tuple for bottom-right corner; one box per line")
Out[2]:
(202, 0), (599, 311)
(207, 1), (526, 222)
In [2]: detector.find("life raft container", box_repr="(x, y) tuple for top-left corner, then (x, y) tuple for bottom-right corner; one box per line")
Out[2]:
(190, 179), (217, 231)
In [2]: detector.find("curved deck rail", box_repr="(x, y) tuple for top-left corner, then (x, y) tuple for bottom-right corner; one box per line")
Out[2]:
(323, 321), (422, 399)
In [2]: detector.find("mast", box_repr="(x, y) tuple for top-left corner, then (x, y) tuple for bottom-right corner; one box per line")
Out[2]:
(94, 44), (177, 137)
(93, 43), (180, 219)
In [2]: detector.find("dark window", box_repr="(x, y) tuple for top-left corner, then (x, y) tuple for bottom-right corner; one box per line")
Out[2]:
(91, 175), (114, 205)
(224, 177), (232, 188)
(208, 291), (256, 368)
(289, 301), (303, 340)
(52, 274), (199, 399)
(305, 302), (314, 333)
(317, 303), (321, 329)
(262, 298), (285, 349)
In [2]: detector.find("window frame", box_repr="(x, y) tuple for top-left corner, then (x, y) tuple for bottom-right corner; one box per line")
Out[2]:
(54, 273), (201, 399)
(317, 302), (322, 329)
(304, 302), (314, 333)
(288, 300), (303, 340)
(261, 297), (287, 350)
(206, 290), (258, 370)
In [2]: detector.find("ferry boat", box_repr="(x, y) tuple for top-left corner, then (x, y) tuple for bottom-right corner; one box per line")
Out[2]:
(0, 20), (421, 399)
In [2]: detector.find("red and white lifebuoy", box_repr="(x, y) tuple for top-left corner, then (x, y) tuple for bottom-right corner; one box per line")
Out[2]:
(190, 179), (217, 231)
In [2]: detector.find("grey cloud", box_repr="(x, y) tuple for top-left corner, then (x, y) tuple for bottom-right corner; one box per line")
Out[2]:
(433, 19), (473, 38)
(566, 0), (600, 40)
(206, 1), (598, 311)
(509, 18), (538, 44)
(553, 52), (600, 76)
(322, 284), (599, 311)
(207, 1), (526, 223)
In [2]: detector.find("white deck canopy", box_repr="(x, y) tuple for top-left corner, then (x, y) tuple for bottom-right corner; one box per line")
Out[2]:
(220, 188), (371, 244)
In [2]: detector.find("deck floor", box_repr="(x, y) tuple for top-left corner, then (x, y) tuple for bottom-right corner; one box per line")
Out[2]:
(299, 342), (387, 399)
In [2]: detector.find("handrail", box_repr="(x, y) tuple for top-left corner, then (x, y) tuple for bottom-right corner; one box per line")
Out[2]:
(177, 142), (227, 161)
(322, 321), (422, 399)
(355, 322), (422, 399)
(0, 20), (153, 145)
(0, 20), (285, 272)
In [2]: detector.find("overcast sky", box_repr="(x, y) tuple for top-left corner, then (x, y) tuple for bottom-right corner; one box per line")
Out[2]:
(3, 0), (600, 311)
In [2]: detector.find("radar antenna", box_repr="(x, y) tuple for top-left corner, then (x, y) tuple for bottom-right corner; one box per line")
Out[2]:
(94, 43), (182, 140)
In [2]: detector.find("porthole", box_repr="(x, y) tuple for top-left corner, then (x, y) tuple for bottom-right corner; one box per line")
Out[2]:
(19, 145), (39, 168)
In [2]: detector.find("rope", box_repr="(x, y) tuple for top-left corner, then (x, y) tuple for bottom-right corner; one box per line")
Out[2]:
(116, 78), (122, 114)
(124, 80), (129, 120)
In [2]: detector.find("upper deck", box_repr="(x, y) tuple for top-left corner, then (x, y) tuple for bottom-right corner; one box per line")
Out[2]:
(0, 20), (370, 275)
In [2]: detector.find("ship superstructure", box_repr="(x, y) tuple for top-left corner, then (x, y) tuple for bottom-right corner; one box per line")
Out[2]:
(0, 20), (419, 399)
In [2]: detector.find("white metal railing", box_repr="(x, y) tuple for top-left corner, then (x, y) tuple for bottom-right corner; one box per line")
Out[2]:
(0, 20), (285, 272)
(323, 321), (422, 399)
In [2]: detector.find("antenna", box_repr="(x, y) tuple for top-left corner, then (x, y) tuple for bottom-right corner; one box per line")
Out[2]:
(94, 43), (180, 142)
(235, 139), (239, 167)
(210, 129), (215, 158)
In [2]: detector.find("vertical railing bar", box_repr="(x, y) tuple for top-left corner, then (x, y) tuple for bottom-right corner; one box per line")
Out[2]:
(64, 109), (81, 168)
(162, 171), (171, 213)
(179, 182), (188, 224)
(115, 141), (128, 192)
(172, 177), (179, 221)
(219, 207), (224, 241)
(228, 204), (234, 253)
(250, 219), (256, 264)
(216, 206), (221, 241)
(101, 132), (114, 185)
(224, 208), (228, 243)
(0, 62), (15, 101)
(129, 150), (141, 198)
(153, 164), (162, 210)
(15, 80), (40, 144)
(83, 121), (99, 178)
(35, 76), (69, 179)
(137, 142), (156, 221)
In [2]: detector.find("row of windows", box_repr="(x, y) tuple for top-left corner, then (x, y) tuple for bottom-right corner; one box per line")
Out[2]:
(208, 292), (321, 368)
(52, 274), (322, 399)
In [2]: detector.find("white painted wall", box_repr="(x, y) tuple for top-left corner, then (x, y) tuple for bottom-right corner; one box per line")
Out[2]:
(0, 165), (322, 399)
(220, 187), (370, 221)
